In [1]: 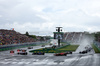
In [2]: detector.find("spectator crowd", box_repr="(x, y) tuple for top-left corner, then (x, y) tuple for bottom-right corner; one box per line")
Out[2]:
(63, 32), (85, 43)
(0, 29), (36, 45)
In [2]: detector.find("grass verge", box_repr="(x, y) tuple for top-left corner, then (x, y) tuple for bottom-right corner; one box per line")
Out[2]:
(58, 45), (79, 51)
(92, 44), (100, 53)
(29, 45), (79, 53)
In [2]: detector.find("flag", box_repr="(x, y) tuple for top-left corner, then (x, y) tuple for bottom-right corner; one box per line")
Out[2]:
(11, 28), (14, 30)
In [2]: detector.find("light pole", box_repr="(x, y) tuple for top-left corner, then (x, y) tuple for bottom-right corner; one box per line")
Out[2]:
(56, 27), (62, 47)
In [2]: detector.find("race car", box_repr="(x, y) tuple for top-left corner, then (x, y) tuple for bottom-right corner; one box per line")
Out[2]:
(79, 50), (87, 54)
(49, 44), (52, 46)
(52, 45), (57, 49)
(87, 47), (93, 52)
(10, 50), (14, 53)
(41, 45), (45, 47)
(32, 52), (45, 55)
(21, 50), (27, 53)
(17, 52), (27, 55)
(28, 47), (33, 49)
(17, 49), (22, 52)
(17, 50), (27, 55)
(65, 51), (72, 54)
(54, 53), (67, 56)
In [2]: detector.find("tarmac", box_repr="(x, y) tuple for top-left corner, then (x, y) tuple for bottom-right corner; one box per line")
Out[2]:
(0, 45), (100, 66)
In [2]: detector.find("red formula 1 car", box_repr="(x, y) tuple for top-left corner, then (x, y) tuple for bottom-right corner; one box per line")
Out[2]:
(54, 53), (67, 56)
(17, 49), (22, 52)
(10, 50), (14, 53)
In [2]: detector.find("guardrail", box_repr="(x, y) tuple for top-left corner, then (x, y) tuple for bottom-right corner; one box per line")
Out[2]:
(93, 41), (100, 51)
(0, 40), (50, 51)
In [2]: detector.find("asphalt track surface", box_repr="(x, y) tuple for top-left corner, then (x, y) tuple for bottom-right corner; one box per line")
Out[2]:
(0, 45), (100, 66)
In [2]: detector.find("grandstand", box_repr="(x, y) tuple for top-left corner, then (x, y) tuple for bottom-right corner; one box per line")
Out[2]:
(0, 29), (37, 45)
(63, 32), (86, 44)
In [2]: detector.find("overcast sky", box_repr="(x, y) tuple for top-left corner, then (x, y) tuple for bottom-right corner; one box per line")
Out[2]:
(0, 0), (100, 36)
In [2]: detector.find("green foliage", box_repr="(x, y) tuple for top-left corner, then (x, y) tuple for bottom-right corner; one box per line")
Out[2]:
(25, 32), (51, 40)
(25, 31), (36, 39)
(28, 35), (36, 39)
(25, 32), (29, 36)
(29, 45), (79, 53)
(92, 44), (100, 53)
(94, 32), (100, 41)
(40, 37), (45, 41)
(58, 45), (79, 51)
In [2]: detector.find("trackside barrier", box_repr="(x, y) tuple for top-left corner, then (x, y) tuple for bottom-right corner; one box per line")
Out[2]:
(0, 40), (50, 51)
(93, 43), (100, 52)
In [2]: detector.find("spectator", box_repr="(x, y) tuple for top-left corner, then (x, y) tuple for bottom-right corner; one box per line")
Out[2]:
(0, 29), (36, 45)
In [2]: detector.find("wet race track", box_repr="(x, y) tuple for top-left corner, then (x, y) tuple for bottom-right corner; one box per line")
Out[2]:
(0, 45), (100, 66)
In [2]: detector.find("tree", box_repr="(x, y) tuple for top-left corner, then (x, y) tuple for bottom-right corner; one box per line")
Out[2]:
(94, 32), (100, 41)
(40, 37), (45, 41)
(29, 35), (36, 39)
(25, 32), (37, 39)
(25, 32), (29, 36)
